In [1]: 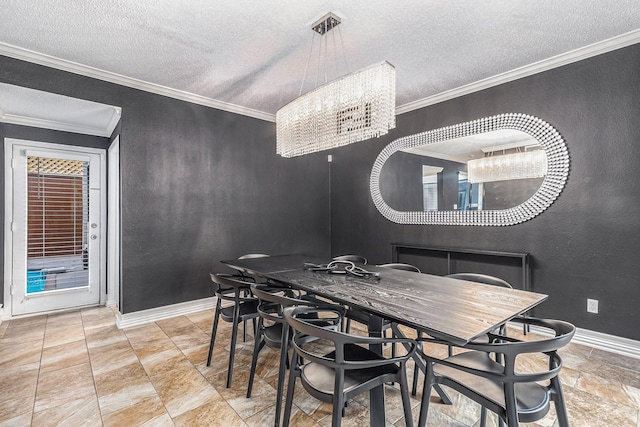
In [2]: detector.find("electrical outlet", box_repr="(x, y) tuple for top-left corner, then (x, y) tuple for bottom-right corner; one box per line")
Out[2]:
(587, 298), (599, 314)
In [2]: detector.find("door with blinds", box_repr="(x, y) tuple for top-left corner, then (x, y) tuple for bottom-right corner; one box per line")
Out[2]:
(8, 140), (105, 316)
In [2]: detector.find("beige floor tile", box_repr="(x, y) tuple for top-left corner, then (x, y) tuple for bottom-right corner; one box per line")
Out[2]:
(0, 411), (33, 427)
(0, 338), (42, 369)
(95, 360), (158, 417)
(101, 395), (169, 427)
(80, 306), (118, 330)
(173, 394), (247, 426)
(0, 321), (9, 339)
(88, 339), (139, 377)
(40, 338), (89, 373)
(1, 321), (46, 345)
(31, 395), (102, 427)
(84, 323), (129, 349)
(0, 364), (39, 423)
(43, 321), (85, 349)
(34, 362), (96, 413)
(564, 385), (638, 427)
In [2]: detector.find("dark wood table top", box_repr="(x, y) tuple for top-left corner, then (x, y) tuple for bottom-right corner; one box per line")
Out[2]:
(221, 254), (548, 346)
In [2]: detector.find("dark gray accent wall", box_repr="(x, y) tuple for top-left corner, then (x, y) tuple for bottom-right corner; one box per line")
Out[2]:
(1, 55), (331, 314)
(330, 44), (640, 341)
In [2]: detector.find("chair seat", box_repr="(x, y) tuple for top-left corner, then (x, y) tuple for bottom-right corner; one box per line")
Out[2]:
(220, 299), (259, 322)
(434, 351), (550, 418)
(263, 322), (284, 346)
(301, 343), (398, 398)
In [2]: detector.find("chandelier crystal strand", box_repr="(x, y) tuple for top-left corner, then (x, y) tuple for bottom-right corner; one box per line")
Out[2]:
(467, 150), (548, 184)
(276, 61), (396, 157)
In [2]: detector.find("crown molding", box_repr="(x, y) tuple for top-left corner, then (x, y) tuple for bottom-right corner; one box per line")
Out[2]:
(0, 109), (120, 137)
(396, 29), (640, 115)
(0, 42), (276, 122)
(3, 29), (639, 123)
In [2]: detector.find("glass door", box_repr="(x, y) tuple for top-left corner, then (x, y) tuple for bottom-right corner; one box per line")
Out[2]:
(9, 141), (104, 316)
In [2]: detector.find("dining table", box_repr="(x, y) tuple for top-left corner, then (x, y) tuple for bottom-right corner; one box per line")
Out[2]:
(221, 254), (548, 426)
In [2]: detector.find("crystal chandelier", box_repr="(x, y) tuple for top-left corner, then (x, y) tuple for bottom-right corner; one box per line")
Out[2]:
(276, 13), (396, 158)
(467, 150), (548, 184)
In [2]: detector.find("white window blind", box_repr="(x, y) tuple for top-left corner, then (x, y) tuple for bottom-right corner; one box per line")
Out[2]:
(26, 156), (90, 292)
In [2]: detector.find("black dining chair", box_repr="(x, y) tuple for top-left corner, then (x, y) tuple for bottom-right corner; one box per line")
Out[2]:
(206, 273), (260, 388)
(377, 263), (421, 273)
(410, 272), (515, 395)
(247, 283), (343, 427)
(282, 305), (417, 427)
(333, 254), (368, 264)
(445, 272), (512, 289)
(417, 316), (575, 427)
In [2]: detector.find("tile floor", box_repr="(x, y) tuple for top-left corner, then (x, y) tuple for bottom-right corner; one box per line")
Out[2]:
(0, 306), (639, 426)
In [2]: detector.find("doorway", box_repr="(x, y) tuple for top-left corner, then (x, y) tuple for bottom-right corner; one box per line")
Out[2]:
(4, 139), (106, 316)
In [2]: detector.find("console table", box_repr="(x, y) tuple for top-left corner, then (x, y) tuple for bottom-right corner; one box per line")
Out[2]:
(391, 243), (530, 291)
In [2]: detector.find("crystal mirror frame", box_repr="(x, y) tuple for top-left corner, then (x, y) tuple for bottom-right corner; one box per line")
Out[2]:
(370, 113), (569, 226)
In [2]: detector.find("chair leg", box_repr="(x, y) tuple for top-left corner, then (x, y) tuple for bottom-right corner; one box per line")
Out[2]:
(504, 385), (519, 427)
(246, 318), (265, 398)
(479, 407), (487, 427)
(274, 323), (290, 427)
(552, 377), (570, 427)
(331, 371), (345, 427)
(206, 302), (222, 366)
(226, 304), (241, 388)
(399, 362), (414, 427)
(418, 364), (435, 427)
(282, 353), (300, 427)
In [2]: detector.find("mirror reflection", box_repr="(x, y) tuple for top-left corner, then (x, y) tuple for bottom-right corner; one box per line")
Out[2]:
(379, 130), (547, 212)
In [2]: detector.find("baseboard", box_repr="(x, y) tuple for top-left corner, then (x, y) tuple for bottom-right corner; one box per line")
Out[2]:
(572, 328), (640, 360)
(116, 297), (215, 329)
(529, 325), (640, 360)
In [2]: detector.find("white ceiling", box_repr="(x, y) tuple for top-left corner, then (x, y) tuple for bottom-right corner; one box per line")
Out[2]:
(1, 1), (640, 123)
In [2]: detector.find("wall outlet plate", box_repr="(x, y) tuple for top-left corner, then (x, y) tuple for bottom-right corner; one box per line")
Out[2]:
(587, 298), (599, 314)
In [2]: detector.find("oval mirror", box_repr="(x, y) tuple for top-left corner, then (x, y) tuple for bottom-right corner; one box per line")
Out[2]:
(370, 114), (569, 226)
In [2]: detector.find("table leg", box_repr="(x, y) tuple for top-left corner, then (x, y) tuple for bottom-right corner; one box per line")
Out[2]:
(367, 314), (386, 427)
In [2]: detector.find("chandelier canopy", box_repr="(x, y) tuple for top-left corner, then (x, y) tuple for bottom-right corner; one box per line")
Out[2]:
(276, 13), (396, 158)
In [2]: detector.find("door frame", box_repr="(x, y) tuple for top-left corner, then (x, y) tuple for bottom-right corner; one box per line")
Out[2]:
(3, 138), (108, 319)
(107, 136), (120, 309)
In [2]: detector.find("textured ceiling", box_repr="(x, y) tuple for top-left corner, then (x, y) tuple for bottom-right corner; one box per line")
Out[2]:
(1, 1), (640, 118)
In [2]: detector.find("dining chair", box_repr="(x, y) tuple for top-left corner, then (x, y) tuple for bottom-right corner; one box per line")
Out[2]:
(282, 305), (417, 427)
(445, 272), (512, 289)
(376, 263), (421, 357)
(206, 273), (260, 388)
(332, 254), (368, 264)
(410, 272), (515, 395)
(247, 283), (342, 427)
(417, 316), (575, 427)
(377, 263), (421, 273)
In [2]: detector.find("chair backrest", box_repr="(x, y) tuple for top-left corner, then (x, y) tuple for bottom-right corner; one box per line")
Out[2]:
(333, 254), (367, 264)
(378, 263), (421, 273)
(250, 283), (308, 324)
(210, 273), (256, 303)
(237, 253), (270, 260)
(446, 272), (512, 288)
(284, 305), (415, 370)
(454, 316), (575, 382)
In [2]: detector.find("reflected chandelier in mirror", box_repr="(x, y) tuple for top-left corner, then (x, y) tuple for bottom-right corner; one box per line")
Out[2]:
(370, 114), (569, 226)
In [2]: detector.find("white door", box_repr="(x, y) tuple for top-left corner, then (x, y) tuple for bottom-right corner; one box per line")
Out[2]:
(7, 140), (105, 316)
